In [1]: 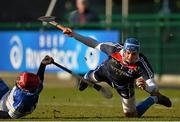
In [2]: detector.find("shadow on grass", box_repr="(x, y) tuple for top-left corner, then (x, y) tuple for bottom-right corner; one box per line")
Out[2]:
(14, 116), (180, 121)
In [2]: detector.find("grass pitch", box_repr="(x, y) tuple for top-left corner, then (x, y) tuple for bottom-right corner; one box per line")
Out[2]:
(19, 86), (180, 121)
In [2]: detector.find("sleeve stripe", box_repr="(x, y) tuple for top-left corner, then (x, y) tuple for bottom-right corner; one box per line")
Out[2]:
(139, 57), (154, 78)
(95, 43), (103, 50)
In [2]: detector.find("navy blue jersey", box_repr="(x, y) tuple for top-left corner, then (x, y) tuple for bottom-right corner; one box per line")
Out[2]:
(95, 42), (154, 85)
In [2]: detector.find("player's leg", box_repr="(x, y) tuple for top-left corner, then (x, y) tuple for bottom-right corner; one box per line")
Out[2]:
(122, 94), (158, 117)
(144, 79), (171, 107)
(79, 70), (95, 91)
(79, 64), (108, 91)
(79, 68), (113, 99)
(136, 96), (157, 117)
(137, 93), (171, 117)
(135, 78), (171, 117)
(117, 83), (157, 117)
(120, 96), (137, 117)
(117, 83), (138, 117)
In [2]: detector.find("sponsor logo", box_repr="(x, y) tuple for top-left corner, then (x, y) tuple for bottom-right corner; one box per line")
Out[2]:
(10, 35), (23, 69)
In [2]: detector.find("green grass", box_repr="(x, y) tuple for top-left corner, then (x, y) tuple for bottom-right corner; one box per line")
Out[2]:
(11, 87), (180, 121)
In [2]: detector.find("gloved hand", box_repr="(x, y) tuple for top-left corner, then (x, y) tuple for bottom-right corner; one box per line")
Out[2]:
(63, 27), (73, 37)
(41, 55), (54, 65)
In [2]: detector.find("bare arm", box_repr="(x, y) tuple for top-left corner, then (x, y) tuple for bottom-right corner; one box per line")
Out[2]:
(0, 111), (11, 119)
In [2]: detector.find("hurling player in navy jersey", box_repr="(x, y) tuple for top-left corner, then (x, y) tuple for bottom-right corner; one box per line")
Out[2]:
(62, 27), (172, 117)
(0, 55), (53, 118)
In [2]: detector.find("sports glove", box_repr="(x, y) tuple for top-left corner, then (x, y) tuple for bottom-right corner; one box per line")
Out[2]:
(41, 55), (54, 65)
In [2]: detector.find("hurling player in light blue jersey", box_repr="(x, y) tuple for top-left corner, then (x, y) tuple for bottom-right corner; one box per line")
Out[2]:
(0, 55), (54, 119)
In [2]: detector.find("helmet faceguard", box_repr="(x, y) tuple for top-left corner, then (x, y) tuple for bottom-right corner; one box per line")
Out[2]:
(16, 72), (40, 92)
(123, 38), (140, 53)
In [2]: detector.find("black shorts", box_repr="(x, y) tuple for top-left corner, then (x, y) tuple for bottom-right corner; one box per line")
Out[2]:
(87, 65), (135, 99)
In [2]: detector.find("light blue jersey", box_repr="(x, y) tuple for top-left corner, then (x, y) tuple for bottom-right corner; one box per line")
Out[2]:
(0, 80), (43, 118)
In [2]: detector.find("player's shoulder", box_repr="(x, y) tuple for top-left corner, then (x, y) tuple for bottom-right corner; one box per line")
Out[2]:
(139, 53), (148, 60)
(9, 86), (23, 98)
(102, 42), (123, 48)
(10, 86), (34, 96)
(137, 53), (150, 64)
(114, 43), (123, 47)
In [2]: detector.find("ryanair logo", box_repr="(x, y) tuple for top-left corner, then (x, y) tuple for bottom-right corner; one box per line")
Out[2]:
(110, 65), (132, 77)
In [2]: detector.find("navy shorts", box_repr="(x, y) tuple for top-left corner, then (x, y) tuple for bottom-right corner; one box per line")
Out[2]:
(0, 80), (9, 99)
(88, 65), (135, 99)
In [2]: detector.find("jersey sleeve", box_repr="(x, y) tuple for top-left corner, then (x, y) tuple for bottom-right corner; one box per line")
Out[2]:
(36, 63), (46, 83)
(95, 42), (123, 55)
(138, 54), (154, 81)
(73, 32), (99, 48)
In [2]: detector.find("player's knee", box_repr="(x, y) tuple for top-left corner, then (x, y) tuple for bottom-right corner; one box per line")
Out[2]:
(121, 96), (137, 117)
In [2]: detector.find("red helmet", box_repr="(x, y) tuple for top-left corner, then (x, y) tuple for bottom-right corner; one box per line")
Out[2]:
(16, 72), (40, 91)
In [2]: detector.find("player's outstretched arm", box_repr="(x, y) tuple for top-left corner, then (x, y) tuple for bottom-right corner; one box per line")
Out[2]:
(63, 27), (118, 55)
(38, 16), (100, 49)
(37, 55), (54, 82)
(63, 28), (99, 48)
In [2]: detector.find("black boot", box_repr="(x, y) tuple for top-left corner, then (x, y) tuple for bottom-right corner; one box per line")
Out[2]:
(79, 80), (88, 91)
(157, 94), (172, 107)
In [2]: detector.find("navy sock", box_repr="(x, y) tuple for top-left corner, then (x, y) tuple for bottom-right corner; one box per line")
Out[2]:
(136, 96), (155, 117)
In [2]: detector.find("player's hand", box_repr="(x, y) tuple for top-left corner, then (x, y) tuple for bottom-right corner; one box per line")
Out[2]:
(63, 27), (73, 37)
(41, 55), (54, 65)
(136, 78), (146, 90)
